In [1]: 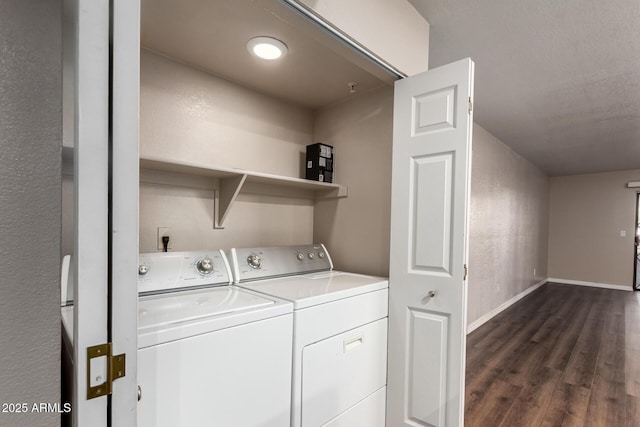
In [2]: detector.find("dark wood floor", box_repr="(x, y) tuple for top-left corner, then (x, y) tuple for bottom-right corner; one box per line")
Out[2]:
(465, 283), (640, 427)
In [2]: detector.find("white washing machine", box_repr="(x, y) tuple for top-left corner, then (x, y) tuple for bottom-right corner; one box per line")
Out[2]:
(230, 244), (389, 427)
(61, 250), (294, 427)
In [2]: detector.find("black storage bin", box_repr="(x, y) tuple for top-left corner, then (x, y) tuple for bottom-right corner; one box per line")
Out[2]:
(305, 143), (334, 183)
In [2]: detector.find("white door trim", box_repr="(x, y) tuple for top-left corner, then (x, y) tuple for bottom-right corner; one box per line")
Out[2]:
(71, 0), (110, 424)
(110, 0), (140, 424)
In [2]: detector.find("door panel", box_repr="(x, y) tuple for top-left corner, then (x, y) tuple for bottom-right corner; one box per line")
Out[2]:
(411, 153), (453, 274)
(387, 58), (474, 427)
(413, 87), (457, 134)
(407, 309), (449, 427)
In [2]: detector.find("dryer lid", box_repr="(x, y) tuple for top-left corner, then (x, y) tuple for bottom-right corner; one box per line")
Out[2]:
(238, 271), (388, 309)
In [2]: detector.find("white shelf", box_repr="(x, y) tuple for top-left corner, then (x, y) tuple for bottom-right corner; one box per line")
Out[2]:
(140, 157), (347, 228)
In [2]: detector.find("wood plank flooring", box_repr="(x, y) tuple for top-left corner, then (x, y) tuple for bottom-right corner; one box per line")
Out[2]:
(465, 283), (640, 427)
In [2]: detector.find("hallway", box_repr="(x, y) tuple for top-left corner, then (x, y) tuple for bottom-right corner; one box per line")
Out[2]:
(465, 283), (640, 426)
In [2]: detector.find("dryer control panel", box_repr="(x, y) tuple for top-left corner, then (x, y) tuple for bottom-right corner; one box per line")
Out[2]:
(230, 244), (333, 283)
(138, 250), (232, 295)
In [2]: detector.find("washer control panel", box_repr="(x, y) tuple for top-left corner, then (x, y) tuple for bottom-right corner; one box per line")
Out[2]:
(230, 244), (333, 283)
(137, 250), (232, 295)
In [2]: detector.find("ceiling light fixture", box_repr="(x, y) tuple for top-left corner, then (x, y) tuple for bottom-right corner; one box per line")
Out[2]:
(247, 36), (288, 60)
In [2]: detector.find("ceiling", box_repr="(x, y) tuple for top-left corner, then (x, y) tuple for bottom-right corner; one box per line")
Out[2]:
(408, 0), (640, 176)
(142, 0), (640, 177)
(140, 0), (394, 110)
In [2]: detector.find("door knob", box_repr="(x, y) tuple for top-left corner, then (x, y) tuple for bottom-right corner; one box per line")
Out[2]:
(421, 290), (436, 304)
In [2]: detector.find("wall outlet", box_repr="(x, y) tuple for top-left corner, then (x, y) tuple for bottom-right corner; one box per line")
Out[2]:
(157, 227), (173, 250)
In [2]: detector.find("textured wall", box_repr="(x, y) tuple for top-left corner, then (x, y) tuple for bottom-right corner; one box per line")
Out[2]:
(548, 169), (640, 287)
(137, 50), (316, 252)
(0, 1), (62, 426)
(140, 49), (315, 177)
(467, 125), (550, 326)
(139, 183), (314, 252)
(312, 85), (394, 277)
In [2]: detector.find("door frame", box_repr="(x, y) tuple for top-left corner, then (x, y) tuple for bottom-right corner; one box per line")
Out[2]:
(634, 192), (639, 291)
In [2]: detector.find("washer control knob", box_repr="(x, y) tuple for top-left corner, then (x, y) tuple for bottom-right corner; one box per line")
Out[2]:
(247, 254), (262, 269)
(308, 252), (315, 259)
(138, 265), (149, 276)
(196, 257), (214, 275)
(297, 253), (305, 261)
(318, 251), (325, 259)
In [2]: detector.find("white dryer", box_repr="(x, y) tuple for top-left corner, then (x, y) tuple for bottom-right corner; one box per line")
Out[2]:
(62, 250), (294, 427)
(231, 244), (389, 427)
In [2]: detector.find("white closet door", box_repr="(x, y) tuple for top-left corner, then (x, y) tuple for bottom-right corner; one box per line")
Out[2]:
(387, 58), (474, 427)
(69, 0), (110, 424)
(67, 0), (139, 425)
(110, 0), (140, 425)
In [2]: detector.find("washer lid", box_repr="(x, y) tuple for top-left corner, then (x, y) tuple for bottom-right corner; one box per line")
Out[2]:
(63, 286), (293, 350)
(138, 286), (275, 330)
(137, 286), (292, 348)
(238, 271), (388, 309)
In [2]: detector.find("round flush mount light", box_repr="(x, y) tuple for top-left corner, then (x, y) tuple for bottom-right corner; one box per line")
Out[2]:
(247, 36), (288, 60)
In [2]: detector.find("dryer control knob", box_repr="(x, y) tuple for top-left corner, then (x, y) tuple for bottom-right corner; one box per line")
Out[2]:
(138, 265), (149, 276)
(308, 252), (315, 259)
(297, 253), (304, 261)
(196, 257), (214, 275)
(247, 254), (262, 269)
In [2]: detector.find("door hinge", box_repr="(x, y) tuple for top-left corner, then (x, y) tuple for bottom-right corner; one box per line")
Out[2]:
(463, 264), (468, 281)
(86, 343), (126, 400)
(468, 97), (473, 114)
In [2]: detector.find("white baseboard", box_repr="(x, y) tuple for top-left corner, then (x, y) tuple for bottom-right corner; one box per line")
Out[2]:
(466, 279), (547, 335)
(547, 278), (633, 292)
